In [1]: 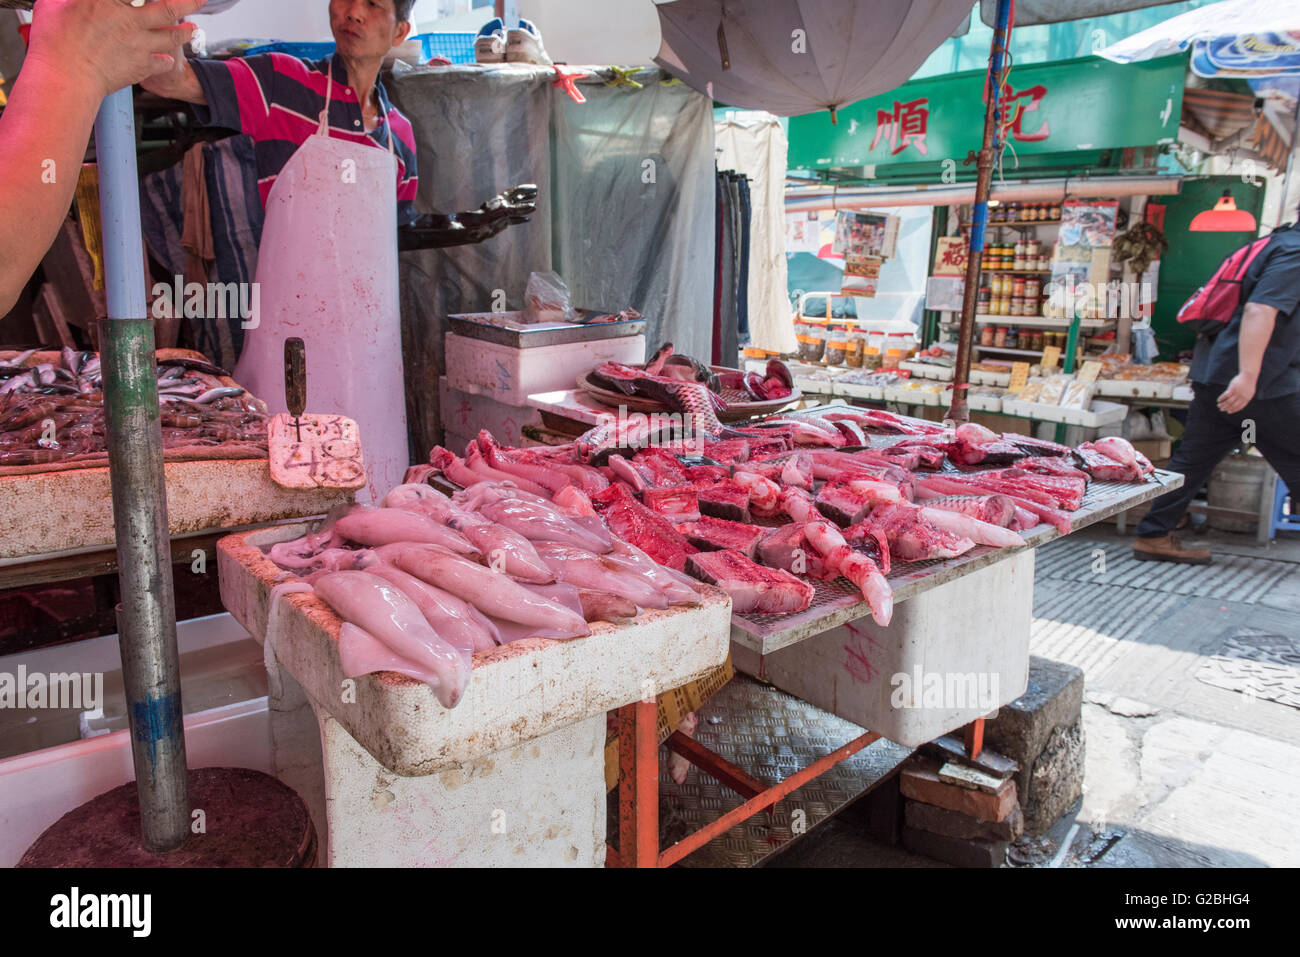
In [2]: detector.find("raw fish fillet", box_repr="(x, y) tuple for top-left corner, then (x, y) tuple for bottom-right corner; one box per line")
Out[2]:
(692, 481), (752, 523)
(643, 486), (701, 523)
(757, 524), (839, 580)
(1074, 438), (1153, 483)
(686, 549), (814, 615)
(921, 494), (1017, 528)
(851, 504), (975, 562)
(815, 482), (874, 526)
(1016, 456), (1090, 481)
(592, 483), (696, 571)
(804, 521), (893, 625)
(915, 475), (1072, 533)
(700, 438), (751, 465)
(676, 515), (768, 559)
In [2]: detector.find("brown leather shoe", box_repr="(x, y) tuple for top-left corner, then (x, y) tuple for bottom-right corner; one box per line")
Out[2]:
(1133, 533), (1211, 564)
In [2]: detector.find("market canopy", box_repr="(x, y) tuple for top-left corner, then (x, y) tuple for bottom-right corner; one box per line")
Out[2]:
(652, 0), (975, 118)
(978, 0), (1186, 27)
(1096, 0), (1300, 76)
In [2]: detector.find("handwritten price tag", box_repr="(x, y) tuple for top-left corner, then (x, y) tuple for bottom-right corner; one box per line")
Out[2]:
(1041, 345), (1061, 370)
(1007, 362), (1031, 393)
(268, 413), (367, 490)
(1077, 360), (1102, 385)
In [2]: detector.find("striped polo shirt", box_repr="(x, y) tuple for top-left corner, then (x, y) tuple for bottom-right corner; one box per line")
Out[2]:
(190, 52), (419, 226)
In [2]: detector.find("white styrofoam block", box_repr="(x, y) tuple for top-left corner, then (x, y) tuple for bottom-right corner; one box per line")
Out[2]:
(317, 710), (606, 868)
(445, 332), (645, 406)
(439, 377), (541, 447)
(732, 551), (1033, 747)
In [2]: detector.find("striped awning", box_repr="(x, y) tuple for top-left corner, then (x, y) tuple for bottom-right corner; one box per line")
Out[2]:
(1182, 87), (1292, 172)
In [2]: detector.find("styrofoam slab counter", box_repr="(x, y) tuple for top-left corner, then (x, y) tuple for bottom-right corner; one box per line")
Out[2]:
(439, 376), (541, 447)
(217, 523), (732, 776)
(0, 459), (353, 561)
(445, 331), (644, 406)
(731, 550), (1033, 747)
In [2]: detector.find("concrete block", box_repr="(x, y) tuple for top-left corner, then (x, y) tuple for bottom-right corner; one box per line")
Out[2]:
(902, 826), (1008, 868)
(905, 800), (1024, 842)
(900, 759), (1017, 822)
(983, 656), (1085, 836)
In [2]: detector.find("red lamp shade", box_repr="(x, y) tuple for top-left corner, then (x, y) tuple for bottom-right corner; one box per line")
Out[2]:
(1189, 190), (1257, 232)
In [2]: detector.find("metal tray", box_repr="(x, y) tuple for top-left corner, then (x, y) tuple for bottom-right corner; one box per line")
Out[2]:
(448, 311), (647, 348)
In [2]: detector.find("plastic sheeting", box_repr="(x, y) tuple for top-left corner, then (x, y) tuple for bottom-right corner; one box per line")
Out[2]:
(716, 116), (796, 354)
(387, 64), (715, 456)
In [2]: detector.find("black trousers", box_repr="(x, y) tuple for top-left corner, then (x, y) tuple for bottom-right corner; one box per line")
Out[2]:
(1135, 383), (1300, 537)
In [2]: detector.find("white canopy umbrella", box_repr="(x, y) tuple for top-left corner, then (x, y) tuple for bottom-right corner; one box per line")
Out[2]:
(1097, 0), (1300, 76)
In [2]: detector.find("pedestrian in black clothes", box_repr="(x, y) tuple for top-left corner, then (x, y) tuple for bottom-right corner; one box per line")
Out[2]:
(1134, 213), (1300, 563)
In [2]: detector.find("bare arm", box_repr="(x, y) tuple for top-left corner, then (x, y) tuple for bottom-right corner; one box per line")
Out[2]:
(1217, 301), (1278, 414)
(0, 0), (202, 315)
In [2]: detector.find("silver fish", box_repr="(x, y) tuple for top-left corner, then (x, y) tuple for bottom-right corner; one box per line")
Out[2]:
(195, 386), (245, 404)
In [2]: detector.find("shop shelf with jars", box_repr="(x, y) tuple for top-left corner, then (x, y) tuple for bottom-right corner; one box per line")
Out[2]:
(974, 315), (1116, 330)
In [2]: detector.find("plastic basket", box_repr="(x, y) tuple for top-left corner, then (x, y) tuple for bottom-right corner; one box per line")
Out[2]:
(414, 32), (477, 64)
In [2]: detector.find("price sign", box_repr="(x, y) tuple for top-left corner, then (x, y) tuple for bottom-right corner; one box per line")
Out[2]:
(1077, 360), (1102, 385)
(1007, 362), (1031, 393)
(268, 413), (367, 490)
(1041, 345), (1061, 370)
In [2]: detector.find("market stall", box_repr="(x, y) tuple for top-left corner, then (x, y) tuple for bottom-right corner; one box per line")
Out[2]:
(484, 325), (1183, 863)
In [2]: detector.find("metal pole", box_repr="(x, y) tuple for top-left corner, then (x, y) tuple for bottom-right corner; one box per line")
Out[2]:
(946, 0), (1013, 426)
(95, 87), (190, 852)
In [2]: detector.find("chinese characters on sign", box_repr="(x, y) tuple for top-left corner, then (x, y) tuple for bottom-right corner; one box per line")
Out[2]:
(865, 85), (1052, 159)
(933, 236), (969, 276)
(870, 97), (930, 155)
(1000, 84), (1050, 142)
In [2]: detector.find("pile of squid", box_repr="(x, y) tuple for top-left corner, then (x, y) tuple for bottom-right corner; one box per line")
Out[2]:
(263, 468), (704, 710)
(0, 348), (267, 467)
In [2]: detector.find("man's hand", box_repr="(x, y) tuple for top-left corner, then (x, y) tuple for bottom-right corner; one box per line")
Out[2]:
(1218, 372), (1257, 415)
(26, 0), (206, 100)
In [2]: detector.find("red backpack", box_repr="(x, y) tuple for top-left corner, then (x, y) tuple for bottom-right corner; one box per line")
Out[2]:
(1177, 234), (1274, 336)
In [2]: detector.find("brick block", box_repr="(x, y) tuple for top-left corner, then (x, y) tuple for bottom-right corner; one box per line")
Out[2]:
(901, 826), (1008, 868)
(905, 800), (1024, 842)
(899, 759), (1017, 822)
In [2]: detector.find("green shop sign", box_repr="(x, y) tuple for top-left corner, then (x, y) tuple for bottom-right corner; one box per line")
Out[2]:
(788, 54), (1186, 173)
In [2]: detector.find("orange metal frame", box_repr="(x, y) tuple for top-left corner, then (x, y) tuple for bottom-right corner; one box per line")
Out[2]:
(608, 697), (892, 868)
(606, 702), (987, 868)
